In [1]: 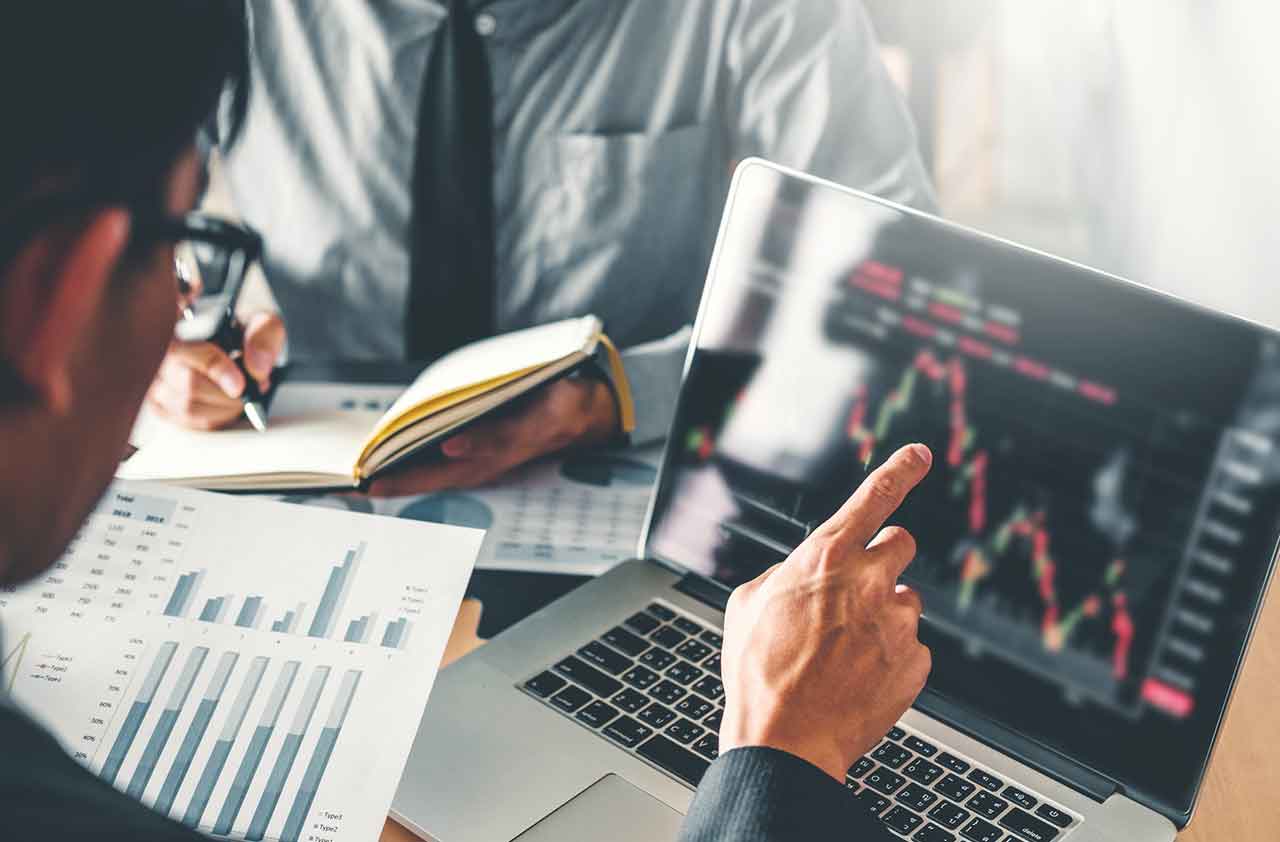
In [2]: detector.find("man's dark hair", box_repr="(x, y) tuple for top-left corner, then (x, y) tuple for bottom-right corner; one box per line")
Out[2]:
(0, 1), (249, 232)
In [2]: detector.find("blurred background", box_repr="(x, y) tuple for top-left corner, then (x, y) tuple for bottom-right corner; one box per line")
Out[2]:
(863, 0), (1280, 327)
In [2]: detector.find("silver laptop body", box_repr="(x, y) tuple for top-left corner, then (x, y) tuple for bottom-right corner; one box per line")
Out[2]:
(392, 160), (1280, 842)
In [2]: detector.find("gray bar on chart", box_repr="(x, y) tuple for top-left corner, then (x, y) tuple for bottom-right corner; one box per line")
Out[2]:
(164, 570), (204, 618)
(198, 597), (222, 623)
(127, 646), (209, 799)
(380, 618), (402, 648)
(289, 603), (306, 634)
(282, 670), (362, 842)
(343, 618), (363, 643)
(154, 651), (238, 817)
(182, 655), (269, 828)
(236, 596), (263, 628)
(328, 542), (364, 637)
(307, 550), (354, 638)
(212, 659), (301, 836)
(271, 620), (283, 632)
(100, 641), (179, 785)
(245, 665), (331, 840)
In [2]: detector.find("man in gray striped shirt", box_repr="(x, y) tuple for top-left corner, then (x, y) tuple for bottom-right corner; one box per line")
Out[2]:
(148, 0), (934, 493)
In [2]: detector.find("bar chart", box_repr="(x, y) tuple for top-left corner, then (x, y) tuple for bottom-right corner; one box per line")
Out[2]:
(2, 481), (482, 842)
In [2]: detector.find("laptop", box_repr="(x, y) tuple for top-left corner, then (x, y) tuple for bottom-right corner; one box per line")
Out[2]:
(390, 159), (1280, 842)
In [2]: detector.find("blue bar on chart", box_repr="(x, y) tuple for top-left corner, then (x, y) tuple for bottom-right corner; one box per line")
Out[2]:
(343, 612), (377, 644)
(212, 659), (301, 835)
(198, 595), (235, 624)
(154, 650), (238, 817)
(100, 641), (179, 784)
(246, 665), (331, 840)
(126, 646), (209, 799)
(271, 601), (307, 634)
(163, 570), (205, 618)
(380, 617), (411, 650)
(282, 669), (363, 842)
(236, 596), (264, 629)
(307, 543), (365, 639)
(182, 655), (269, 828)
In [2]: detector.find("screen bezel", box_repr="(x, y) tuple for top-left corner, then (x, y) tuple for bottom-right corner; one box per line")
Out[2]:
(637, 158), (1280, 824)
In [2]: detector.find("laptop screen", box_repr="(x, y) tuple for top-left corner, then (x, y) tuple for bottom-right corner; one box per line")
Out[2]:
(645, 160), (1280, 817)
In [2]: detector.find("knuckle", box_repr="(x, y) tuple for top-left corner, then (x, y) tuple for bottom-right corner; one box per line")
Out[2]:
(866, 472), (900, 503)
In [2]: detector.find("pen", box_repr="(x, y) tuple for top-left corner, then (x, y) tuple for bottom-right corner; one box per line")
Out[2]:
(221, 319), (269, 432)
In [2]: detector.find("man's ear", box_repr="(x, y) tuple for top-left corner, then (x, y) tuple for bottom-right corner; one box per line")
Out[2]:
(0, 208), (132, 414)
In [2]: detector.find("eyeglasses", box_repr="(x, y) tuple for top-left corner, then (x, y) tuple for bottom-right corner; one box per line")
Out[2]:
(162, 213), (262, 308)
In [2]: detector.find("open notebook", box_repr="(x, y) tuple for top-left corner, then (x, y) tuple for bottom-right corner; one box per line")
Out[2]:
(119, 316), (635, 491)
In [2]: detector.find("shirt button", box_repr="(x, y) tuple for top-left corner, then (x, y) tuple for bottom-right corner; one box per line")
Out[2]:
(475, 13), (497, 36)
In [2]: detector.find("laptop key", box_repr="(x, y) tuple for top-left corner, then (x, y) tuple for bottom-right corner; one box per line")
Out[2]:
(998, 807), (1059, 842)
(665, 661), (703, 685)
(622, 664), (659, 690)
(673, 616), (705, 636)
(914, 823), (957, 842)
(646, 602), (676, 621)
(882, 806), (924, 835)
(700, 630), (723, 648)
(1001, 787), (1037, 811)
(523, 671), (566, 698)
(936, 774), (977, 803)
(638, 703), (677, 728)
(967, 769), (1004, 792)
(967, 792), (1008, 820)
(648, 680), (687, 705)
(624, 611), (661, 635)
(887, 726), (907, 741)
(904, 736), (938, 757)
(602, 626), (649, 656)
(665, 718), (705, 745)
(650, 626), (687, 649)
(692, 733), (719, 760)
(553, 656), (623, 698)
(1032, 805), (1071, 829)
(904, 757), (944, 785)
(849, 756), (876, 778)
(864, 767), (906, 795)
(702, 708), (723, 731)
(938, 753), (971, 774)
(675, 640), (712, 663)
(675, 696), (713, 720)
(691, 675), (724, 700)
(640, 648), (677, 670)
(855, 789), (891, 816)
(896, 783), (937, 812)
(575, 700), (619, 729)
(611, 688), (648, 714)
(702, 652), (721, 675)
(928, 801), (970, 830)
(637, 735), (710, 787)
(872, 741), (913, 769)
(549, 685), (591, 712)
(603, 716), (653, 749)
(578, 641), (631, 675)
(959, 817), (1002, 842)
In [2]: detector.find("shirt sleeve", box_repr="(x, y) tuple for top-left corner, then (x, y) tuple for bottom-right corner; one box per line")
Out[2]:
(722, 0), (938, 212)
(678, 747), (896, 842)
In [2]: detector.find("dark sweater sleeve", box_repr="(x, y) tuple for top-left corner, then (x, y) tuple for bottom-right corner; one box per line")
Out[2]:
(678, 747), (896, 842)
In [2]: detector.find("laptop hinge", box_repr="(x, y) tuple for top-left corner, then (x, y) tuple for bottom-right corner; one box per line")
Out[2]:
(674, 573), (731, 612)
(915, 690), (1117, 803)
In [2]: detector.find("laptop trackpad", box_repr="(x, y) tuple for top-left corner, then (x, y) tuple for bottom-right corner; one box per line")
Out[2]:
(512, 775), (684, 841)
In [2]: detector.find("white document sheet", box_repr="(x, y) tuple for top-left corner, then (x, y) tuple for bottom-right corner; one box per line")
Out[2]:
(0, 481), (481, 842)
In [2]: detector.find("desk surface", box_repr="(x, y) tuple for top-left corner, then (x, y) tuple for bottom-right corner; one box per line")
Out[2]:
(381, 579), (1280, 841)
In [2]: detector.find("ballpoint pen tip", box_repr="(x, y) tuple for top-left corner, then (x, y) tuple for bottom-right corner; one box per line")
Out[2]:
(244, 402), (268, 433)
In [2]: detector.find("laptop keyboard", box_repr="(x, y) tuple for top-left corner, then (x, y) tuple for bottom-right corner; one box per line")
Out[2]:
(519, 601), (1081, 841)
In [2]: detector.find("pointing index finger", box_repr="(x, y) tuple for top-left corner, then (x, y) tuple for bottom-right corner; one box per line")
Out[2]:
(815, 444), (932, 549)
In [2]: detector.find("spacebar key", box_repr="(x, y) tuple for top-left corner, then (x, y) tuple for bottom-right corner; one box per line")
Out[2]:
(638, 735), (711, 786)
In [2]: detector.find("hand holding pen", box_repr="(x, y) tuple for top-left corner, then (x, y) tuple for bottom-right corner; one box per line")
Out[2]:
(152, 256), (285, 431)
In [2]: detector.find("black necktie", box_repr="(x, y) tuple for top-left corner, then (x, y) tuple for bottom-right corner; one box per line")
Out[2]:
(406, 0), (495, 361)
